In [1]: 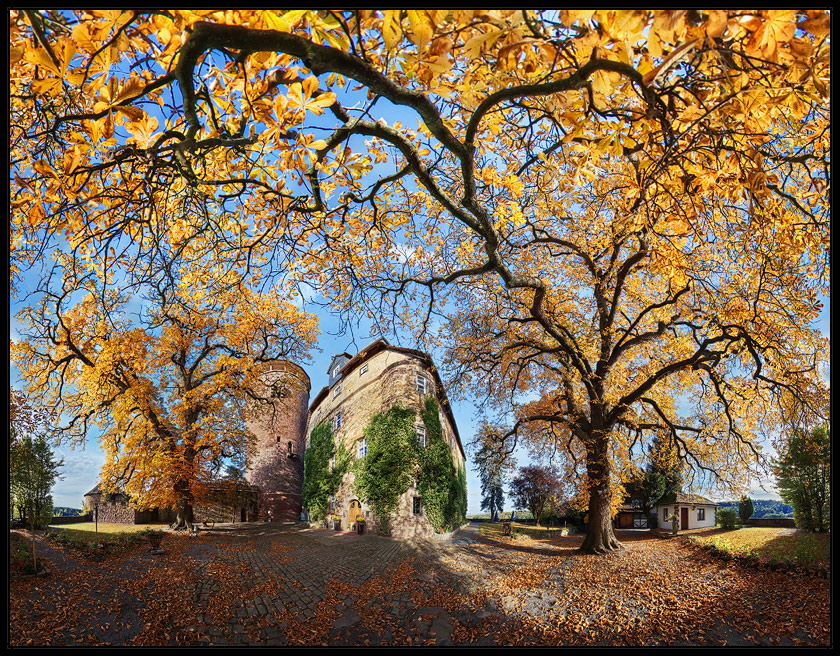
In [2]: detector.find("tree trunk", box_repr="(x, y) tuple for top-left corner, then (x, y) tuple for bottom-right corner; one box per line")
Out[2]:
(171, 478), (195, 530)
(579, 437), (623, 554)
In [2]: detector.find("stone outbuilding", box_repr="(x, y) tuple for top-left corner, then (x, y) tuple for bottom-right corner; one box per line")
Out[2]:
(306, 338), (466, 540)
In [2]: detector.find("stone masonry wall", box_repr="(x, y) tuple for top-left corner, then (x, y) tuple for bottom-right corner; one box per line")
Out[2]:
(245, 361), (310, 523)
(307, 346), (464, 538)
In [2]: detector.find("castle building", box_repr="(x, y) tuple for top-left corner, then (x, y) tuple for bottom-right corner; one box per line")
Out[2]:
(306, 338), (466, 540)
(244, 360), (311, 523)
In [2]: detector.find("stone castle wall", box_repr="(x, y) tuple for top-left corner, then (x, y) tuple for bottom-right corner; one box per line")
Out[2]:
(307, 345), (464, 538)
(245, 361), (310, 522)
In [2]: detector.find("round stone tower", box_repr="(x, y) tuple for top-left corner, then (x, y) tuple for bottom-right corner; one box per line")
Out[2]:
(244, 361), (310, 522)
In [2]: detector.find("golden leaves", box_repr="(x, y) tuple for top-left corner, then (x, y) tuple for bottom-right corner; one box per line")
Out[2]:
(746, 10), (797, 61)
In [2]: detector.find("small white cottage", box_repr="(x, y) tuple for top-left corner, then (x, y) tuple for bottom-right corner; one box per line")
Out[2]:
(655, 493), (718, 530)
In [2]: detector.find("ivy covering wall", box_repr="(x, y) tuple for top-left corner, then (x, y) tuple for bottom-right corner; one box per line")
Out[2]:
(353, 398), (467, 534)
(301, 421), (350, 521)
(352, 405), (418, 535)
(418, 396), (467, 532)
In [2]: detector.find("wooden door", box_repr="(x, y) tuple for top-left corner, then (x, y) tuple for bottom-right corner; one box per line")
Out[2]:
(349, 499), (361, 524)
(681, 507), (689, 530)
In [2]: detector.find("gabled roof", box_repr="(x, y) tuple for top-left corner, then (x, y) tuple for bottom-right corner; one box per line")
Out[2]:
(84, 484), (102, 496)
(657, 493), (718, 506)
(309, 338), (465, 459)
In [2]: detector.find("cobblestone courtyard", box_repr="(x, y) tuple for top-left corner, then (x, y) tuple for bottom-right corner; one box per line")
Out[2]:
(9, 523), (830, 646)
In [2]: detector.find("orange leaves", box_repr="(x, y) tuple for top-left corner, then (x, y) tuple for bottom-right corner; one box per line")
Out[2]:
(745, 10), (798, 62)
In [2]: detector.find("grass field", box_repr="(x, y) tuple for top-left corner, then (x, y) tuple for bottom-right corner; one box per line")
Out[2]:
(689, 527), (829, 572)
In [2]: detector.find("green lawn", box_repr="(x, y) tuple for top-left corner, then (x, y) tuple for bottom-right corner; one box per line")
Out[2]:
(689, 527), (829, 572)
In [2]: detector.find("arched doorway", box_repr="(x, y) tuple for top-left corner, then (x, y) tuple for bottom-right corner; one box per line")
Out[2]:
(349, 499), (362, 528)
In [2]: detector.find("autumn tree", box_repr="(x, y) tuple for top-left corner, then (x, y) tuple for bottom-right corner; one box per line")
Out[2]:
(510, 465), (561, 527)
(10, 10), (830, 551)
(13, 254), (318, 528)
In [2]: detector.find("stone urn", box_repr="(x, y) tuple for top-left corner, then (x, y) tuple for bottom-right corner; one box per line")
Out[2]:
(148, 531), (165, 554)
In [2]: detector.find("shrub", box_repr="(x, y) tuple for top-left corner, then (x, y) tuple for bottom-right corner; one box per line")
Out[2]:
(718, 507), (738, 529)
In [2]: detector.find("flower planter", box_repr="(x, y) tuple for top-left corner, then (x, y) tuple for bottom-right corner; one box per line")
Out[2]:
(333, 519), (341, 531)
(357, 523), (365, 535)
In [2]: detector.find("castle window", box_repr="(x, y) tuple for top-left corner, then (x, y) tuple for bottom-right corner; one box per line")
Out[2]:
(333, 385), (342, 398)
(413, 497), (423, 515)
(416, 426), (427, 448)
(416, 375), (428, 395)
(358, 438), (367, 459)
(360, 364), (368, 376)
(334, 412), (342, 430)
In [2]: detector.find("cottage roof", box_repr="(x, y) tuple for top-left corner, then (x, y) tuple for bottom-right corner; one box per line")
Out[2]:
(308, 338), (465, 460)
(657, 493), (718, 506)
(84, 484), (102, 497)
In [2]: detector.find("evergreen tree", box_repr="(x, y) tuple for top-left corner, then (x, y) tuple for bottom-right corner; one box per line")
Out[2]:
(10, 434), (63, 529)
(474, 444), (509, 518)
(625, 432), (683, 521)
(738, 496), (755, 524)
(774, 426), (830, 532)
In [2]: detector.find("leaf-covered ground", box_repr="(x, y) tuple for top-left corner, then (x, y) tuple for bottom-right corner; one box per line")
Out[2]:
(8, 525), (830, 646)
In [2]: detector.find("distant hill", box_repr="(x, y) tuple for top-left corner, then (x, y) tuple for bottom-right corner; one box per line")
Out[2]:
(718, 499), (793, 518)
(53, 507), (85, 517)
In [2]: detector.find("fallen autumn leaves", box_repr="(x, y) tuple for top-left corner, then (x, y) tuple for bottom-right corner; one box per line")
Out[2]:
(8, 527), (829, 646)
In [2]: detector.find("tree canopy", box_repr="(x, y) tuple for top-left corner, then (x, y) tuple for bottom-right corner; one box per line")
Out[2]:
(510, 464), (562, 527)
(10, 10), (830, 550)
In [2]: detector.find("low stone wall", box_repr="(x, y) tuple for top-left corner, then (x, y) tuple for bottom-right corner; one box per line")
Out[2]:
(746, 517), (796, 528)
(50, 514), (92, 525)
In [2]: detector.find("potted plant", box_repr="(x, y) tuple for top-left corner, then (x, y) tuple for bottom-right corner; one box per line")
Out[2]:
(356, 516), (365, 535)
(333, 515), (341, 531)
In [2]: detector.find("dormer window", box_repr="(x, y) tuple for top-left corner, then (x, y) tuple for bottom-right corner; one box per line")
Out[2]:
(332, 365), (342, 379)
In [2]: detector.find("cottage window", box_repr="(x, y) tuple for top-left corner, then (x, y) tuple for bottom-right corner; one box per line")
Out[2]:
(358, 438), (367, 459)
(416, 426), (427, 448)
(416, 375), (428, 395)
(413, 497), (423, 516)
(360, 364), (368, 376)
(662, 508), (668, 520)
(698, 508), (705, 521)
